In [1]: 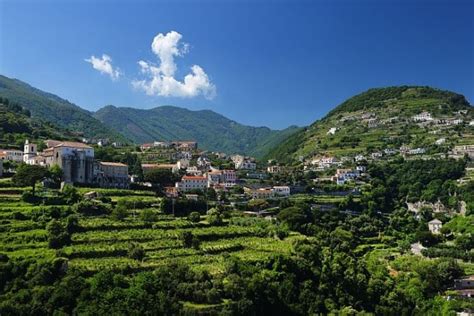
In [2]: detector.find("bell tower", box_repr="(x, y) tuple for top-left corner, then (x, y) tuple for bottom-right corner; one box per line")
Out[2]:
(23, 140), (37, 163)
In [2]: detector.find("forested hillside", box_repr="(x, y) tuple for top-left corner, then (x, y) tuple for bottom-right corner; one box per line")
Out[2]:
(94, 105), (300, 157)
(0, 75), (126, 142)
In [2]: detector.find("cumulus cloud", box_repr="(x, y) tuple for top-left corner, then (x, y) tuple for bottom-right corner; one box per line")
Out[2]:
(85, 54), (121, 80)
(132, 31), (216, 99)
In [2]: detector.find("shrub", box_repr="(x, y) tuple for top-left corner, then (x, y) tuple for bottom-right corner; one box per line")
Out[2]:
(188, 212), (201, 223)
(111, 205), (128, 221)
(128, 243), (145, 261)
(140, 209), (157, 223)
(73, 200), (111, 216)
(46, 220), (71, 249)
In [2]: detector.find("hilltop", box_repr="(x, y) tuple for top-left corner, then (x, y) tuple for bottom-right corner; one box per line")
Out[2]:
(94, 105), (300, 157)
(265, 86), (474, 164)
(0, 75), (127, 142)
(0, 97), (79, 149)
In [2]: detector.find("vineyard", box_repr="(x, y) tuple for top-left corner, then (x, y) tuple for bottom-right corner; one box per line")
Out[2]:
(0, 183), (304, 275)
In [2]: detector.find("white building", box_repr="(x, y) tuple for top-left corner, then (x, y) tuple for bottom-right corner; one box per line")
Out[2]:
(428, 219), (442, 234)
(176, 175), (208, 192)
(412, 111), (433, 122)
(0, 149), (24, 162)
(272, 186), (290, 197)
(327, 127), (337, 135)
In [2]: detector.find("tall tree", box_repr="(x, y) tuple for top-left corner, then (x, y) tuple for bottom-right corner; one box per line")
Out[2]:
(13, 164), (49, 196)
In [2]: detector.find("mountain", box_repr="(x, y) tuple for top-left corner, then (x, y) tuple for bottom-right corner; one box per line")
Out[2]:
(0, 75), (126, 142)
(265, 86), (474, 164)
(0, 96), (79, 149)
(94, 105), (300, 157)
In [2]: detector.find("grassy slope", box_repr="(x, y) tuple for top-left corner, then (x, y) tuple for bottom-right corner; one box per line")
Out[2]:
(265, 86), (474, 163)
(94, 105), (301, 157)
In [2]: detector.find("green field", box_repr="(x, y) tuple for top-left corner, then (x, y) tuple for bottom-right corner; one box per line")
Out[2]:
(0, 185), (304, 275)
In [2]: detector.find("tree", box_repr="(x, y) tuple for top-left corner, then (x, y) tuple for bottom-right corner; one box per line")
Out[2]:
(140, 209), (157, 223)
(61, 184), (81, 204)
(49, 164), (63, 187)
(143, 169), (176, 187)
(13, 164), (49, 196)
(180, 231), (200, 249)
(277, 206), (308, 231)
(128, 243), (145, 261)
(188, 211), (201, 223)
(47, 219), (71, 249)
(112, 205), (128, 221)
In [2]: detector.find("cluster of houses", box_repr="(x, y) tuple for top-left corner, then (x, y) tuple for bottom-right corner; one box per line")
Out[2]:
(243, 185), (290, 199)
(230, 154), (257, 170)
(1, 140), (130, 188)
(331, 167), (366, 185)
(140, 140), (198, 151)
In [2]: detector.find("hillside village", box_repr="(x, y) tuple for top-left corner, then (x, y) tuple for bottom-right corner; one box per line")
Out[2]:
(0, 88), (473, 314)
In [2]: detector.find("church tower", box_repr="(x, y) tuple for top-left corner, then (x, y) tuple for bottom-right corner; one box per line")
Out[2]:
(23, 139), (37, 163)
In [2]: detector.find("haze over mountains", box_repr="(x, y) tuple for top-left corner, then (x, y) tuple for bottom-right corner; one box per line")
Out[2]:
(0, 75), (300, 157)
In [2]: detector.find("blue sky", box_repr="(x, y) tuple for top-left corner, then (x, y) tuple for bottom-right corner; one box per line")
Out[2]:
(1, 0), (473, 129)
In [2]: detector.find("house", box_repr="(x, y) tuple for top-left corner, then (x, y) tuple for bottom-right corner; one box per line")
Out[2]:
(454, 276), (474, 290)
(207, 169), (237, 187)
(231, 154), (256, 170)
(469, 120), (474, 126)
(412, 111), (433, 122)
(244, 187), (274, 199)
(367, 118), (378, 128)
(384, 148), (397, 155)
(153, 141), (171, 148)
(186, 166), (202, 176)
(354, 154), (366, 162)
(94, 162), (129, 188)
(361, 112), (375, 119)
(435, 138), (446, 145)
(0, 149), (24, 162)
(140, 143), (154, 151)
(331, 168), (359, 185)
(173, 141), (198, 150)
(141, 163), (178, 174)
(272, 186), (290, 197)
(327, 127), (337, 135)
(197, 156), (211, 168)
(165, 186), (179, 198)
(222, 170), (237, 184)
(356, 165), (367, 173)
(408, 148), (426, 155)
(267, 165), (282, 174)
(24, 140), (95, 184)
(452, 145), (474, 159)
(176, 175), (208, 192)
(316, 156), (340, 169)
(428, 219), (442, 234)
(185, 194), (199, 201)
(371, 152), (383, 159)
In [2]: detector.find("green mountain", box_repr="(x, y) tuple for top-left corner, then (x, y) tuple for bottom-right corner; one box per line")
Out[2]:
(94, 105), (300, 157)
(0, 96), (78, 149)
(265, 86), (474, 164)
(0, 75), (126, 142)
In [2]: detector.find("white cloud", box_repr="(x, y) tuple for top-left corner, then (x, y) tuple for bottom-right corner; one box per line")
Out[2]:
(85, 54), (121, 80)
(133, 31), (216, 99)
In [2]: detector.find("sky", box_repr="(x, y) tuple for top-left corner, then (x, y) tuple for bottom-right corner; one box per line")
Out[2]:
(0, 0), (473, 129)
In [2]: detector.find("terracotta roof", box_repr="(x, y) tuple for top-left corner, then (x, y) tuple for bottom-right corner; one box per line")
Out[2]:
(47, 140), (92, 149)
(141, 163), (175, 169)
(100, 162), (128, 167)
(182, 175), (207, 180)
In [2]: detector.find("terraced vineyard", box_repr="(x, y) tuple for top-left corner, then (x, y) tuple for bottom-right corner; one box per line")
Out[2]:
(0, 184), (303, 276)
